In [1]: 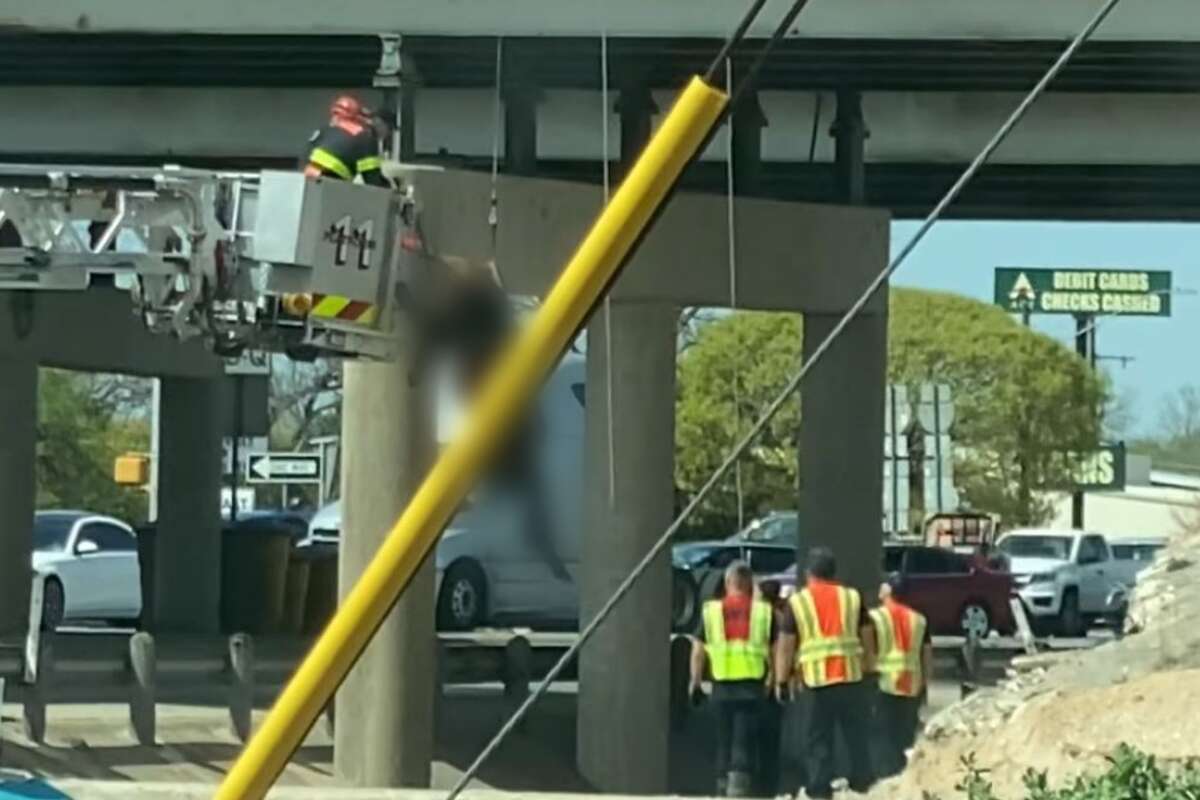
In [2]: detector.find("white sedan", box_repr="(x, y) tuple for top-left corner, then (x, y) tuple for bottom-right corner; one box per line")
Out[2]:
(31, 510), (142, 628)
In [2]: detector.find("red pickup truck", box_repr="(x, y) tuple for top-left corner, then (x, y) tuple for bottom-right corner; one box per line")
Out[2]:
(768, 543), (1015, 638)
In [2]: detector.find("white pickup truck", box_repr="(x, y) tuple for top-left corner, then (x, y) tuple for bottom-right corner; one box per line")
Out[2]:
(996, 529), (1158, 637)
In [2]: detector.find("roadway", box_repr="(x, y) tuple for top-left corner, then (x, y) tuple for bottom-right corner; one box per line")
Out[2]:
(0, 625), (1109, 796)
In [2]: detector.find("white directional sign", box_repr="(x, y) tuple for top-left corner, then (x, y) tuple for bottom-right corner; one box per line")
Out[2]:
(246, 452), (323, 484)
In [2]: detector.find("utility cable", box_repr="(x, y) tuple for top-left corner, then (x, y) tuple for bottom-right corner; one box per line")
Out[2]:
(446, 1), (1121, 797)
(488, 37), (504, 268)
(720, 0), (813, 115)
(703, 0), (770, 84)
(808, 91), (823, 163)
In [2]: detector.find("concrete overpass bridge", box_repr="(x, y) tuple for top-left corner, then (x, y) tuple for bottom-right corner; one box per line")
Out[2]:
(0, 0), (1189, 794)
(1, 0), (1199, 218)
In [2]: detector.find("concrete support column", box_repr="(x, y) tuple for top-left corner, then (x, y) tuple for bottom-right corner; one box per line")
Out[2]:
(578, 302), (676, 793)
(503, 52), (541, 176)
(155, 377), (223, 633)
(0, 358), (37, 636)
(798, 312), (887, 599)
(335, 354), (435, 787)
(731, 89), (767, 196)
(830, 89), (868, 205)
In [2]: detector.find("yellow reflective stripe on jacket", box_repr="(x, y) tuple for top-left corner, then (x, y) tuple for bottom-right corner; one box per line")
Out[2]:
(789, 585), (864, 688)
(870, 605), (926, 697)
(703, 599), (772, 682)
(356, 155), (383, 173)
(309, 147), (354, 180)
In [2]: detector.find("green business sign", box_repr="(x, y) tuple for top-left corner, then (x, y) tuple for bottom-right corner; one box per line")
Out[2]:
(1069, 445), (1126, 491)
(1043, 445), (1127, 491)
(994, 268), (1172, 317)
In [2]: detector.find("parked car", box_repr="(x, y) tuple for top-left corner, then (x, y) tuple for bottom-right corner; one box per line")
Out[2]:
(31, 510), (141, 629)
(996, 529), (1124, 636)
(1107, 535), (1167, 581)
(766, 543), (1015, 638)
(672, 540), (798, 630)
(302, 353), (699, 634)
(885, 544), (1015, 638)
(726, 511), (800, 547)
(1096, 535), (1167, 628)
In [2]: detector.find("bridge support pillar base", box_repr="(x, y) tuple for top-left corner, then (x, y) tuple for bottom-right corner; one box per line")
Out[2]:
(578, 301), (675, 793)
(155, 377), (223, 634)
(798, 311), (888, 598)
(0, 357), (35, 636)
(335, 352), (435, 787)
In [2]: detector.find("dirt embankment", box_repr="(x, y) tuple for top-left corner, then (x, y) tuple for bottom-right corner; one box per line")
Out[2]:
(868, 526), (1200, 799)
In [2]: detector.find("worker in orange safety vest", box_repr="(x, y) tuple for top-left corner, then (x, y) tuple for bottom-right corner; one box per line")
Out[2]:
(869, 576), (932, 777)
(775, 546), (876, 799)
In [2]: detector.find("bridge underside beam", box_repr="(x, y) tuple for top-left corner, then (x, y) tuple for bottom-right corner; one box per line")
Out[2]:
(412, 169), (889, 314)
(0, 288), (224, 377)
(3, 35), (1200, 93)
(2, 0), (1195, 41)
(0, 86), (1194, 167)
(3, 84), (1198, 220)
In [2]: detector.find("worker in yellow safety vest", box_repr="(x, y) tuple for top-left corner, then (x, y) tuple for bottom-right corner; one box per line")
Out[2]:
(690, 561), (791, 797)
(870, 576), (933, 777)
(775, 546), (876, 799)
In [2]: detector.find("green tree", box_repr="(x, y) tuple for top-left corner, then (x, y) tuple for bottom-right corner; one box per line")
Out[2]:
(1130, 384), (1200, 473)
(676, 311), (801, 536)
(889, 289), (1105, 526)
(37, 369), (150, 522)
(674, 289), (1107, 534)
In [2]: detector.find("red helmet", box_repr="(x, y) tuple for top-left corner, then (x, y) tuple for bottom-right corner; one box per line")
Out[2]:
(330, 94), (368, 122)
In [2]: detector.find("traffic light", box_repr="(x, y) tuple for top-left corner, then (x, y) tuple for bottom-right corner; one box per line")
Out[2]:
(114, 453), (150, 486)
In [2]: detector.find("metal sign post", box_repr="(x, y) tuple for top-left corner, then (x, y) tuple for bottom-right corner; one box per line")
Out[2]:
(995, 268), (1169, 527)
(224, 352), (271, 523)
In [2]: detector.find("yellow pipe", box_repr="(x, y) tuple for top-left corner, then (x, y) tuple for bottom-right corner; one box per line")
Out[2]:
(216, 75), (727, 800)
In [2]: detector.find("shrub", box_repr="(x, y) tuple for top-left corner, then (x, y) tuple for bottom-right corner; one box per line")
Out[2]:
(926, 745), (1200, 800)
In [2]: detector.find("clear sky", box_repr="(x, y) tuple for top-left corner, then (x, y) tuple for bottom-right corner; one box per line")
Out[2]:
(890, 220), (1200, 438)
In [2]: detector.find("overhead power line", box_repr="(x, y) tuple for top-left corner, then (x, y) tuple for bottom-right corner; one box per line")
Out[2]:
(445, 1), (1124, 797)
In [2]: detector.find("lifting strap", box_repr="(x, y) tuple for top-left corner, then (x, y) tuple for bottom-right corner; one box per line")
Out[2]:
(725, 57), (745, 530)
(488, 37), (504, 279)
(600, 29), (617, 507)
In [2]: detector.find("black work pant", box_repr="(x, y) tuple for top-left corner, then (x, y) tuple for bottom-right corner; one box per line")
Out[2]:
(755, 696), (783, 796)
(714, 698), (761, 784)
(804, 682), (873, 799)
(875, 692), (921, 778)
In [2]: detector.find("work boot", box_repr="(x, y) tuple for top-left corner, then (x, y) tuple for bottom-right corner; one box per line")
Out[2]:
(726, 771), (754, 797)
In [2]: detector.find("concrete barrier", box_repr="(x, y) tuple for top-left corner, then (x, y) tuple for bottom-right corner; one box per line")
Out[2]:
(0, 627), (1081, 749)
(56, 784), (687, 799)
(129, 632), (157, 745)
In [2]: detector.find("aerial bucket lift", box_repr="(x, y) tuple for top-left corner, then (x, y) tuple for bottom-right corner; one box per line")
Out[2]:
(0, 163), (434, 360)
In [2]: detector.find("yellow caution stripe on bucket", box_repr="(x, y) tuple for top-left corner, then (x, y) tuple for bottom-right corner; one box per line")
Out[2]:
(311, 294), (378, 326)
